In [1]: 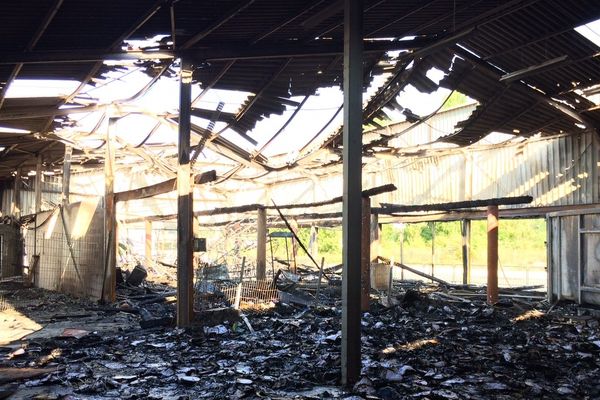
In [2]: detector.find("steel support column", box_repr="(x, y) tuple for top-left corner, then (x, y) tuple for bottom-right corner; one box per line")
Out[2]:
(487, 206), (499, 304)
(177, 59), (194, 327)
(341, 0), (363, 386)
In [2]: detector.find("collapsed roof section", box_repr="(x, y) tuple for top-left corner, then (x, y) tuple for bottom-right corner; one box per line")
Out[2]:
(0, 1), (600, 183)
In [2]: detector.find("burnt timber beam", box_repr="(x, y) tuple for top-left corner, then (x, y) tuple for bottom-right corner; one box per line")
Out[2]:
(341, 0), (363, 386)
(114, 170), (216, 202)
(377, 195), (533, 214)
(177, 59), (194, 327)
(123, 184), (396, 224)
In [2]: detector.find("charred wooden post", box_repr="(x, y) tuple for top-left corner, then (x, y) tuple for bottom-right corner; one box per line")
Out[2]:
(309, 225), (319, 260)
(290, 217), (299, 274)
(12, 169), (20, 217)
(103, 118), (117, 302)
(341, 0), (363, 386)
(371, 214), (380, 262)
(431, 222), (435, 281)
(461, 219), (471, 284)
(62, 145), (72, 205)
(177, 59), (194, 327)
(34, 155), (42, 216)
(145, 220), (152, 264)
(32, 155), (42, 283)
(361, 197), (371, 311)
(487, 206), (499, 304)
(256, 206), (267, 280)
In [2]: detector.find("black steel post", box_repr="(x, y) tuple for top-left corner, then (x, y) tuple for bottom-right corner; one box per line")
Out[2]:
(177, 59), (194, 327)
(341, 0), (363, 386)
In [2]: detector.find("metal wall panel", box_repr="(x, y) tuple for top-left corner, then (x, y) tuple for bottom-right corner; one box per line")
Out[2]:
(362, 132), (600, 208)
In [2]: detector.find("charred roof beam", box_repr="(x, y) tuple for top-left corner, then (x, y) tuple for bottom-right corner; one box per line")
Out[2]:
(0, 38), (428, 65)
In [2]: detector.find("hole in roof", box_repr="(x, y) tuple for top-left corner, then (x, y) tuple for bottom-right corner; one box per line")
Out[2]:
(575, 18), (600, 48)
(6, 79), (82, 98)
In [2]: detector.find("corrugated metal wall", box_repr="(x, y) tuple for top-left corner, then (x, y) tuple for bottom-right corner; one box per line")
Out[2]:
(2, 173), (62, 216)
(365, 132), (600, 208)
(548, 209), (600, 305)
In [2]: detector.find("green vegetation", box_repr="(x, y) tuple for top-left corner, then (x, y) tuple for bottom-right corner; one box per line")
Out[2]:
(291, 219), (547, 268)
(441, 91), (469, 111)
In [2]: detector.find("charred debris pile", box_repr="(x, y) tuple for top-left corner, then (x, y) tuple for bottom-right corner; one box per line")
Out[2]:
(1, 265), (600, 400)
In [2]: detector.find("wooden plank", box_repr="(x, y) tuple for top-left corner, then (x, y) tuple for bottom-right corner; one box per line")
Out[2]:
(0, 367), (57, 384)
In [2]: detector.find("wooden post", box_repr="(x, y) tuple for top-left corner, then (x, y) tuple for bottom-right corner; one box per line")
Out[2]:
(487, 206), (499, 304)
(370, 216), (380, 262)
(290, 217), (299, 273)
(461, 219), (471, 284)
(12, 169), (20, 217)
(341, 0), (363, 386)
(256, 207), (267, 280)
(62, 145), (72, 205)
(400, 225), (405, 281)
(177, 58), (194, 327)
(103, 118), (117, 302)
(145, 220), (152, 264)
(31, 155), (42, 284)
(315, 256), (325, 305)
(361, 197), (371, 311)
(309, 225), (319, 260)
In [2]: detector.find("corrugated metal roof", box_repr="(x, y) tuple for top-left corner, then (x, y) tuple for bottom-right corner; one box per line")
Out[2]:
(0, 0), (599, 179)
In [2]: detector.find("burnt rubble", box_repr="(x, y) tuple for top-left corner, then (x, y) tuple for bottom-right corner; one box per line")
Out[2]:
(1, 278), (600, 399)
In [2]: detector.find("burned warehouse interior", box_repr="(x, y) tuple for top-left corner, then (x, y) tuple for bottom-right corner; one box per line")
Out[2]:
(3, 0), (600, 398)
